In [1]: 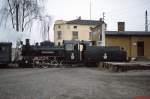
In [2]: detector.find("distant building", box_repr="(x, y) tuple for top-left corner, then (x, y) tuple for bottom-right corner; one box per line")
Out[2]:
(92, 22), (150, 59)
(105, 31), (150, 59)
(53, 17), (106, 45)
(90, 18), (107, 46)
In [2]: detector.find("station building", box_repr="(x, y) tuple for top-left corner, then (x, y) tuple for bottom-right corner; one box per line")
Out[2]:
(91, 22), (150, 59)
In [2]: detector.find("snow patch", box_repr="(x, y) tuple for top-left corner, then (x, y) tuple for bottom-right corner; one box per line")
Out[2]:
(0, 28), (30, 47)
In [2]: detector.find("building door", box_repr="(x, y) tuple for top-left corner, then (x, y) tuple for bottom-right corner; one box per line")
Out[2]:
(137, 41), (144, 56)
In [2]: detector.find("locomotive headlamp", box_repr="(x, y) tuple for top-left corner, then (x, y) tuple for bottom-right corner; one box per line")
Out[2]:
(71, 53), (75, 60)
(103, 53), (108, 59)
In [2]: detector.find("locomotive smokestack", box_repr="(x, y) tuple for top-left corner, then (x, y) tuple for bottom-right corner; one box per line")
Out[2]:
(145, 10), (148, 32)
(118, 22), (125, 32)
(25, 39), (30, 46)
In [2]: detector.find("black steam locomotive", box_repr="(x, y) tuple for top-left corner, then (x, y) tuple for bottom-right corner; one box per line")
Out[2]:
(18, 39), (127, 67)
(0, 39), (127, 68)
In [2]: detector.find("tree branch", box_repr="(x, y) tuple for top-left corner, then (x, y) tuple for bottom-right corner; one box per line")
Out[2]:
(23, 16), (42, 29)
(22, 0), (25, 32)
(7, 0), (15, 29)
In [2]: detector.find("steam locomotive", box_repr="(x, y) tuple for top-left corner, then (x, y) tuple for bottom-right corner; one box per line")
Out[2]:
(0, 39), (127, 68)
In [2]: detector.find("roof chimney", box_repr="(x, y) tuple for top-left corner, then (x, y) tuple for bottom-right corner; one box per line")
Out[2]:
(99, 18), (103, 21)
(118, 22), (125, 32)
(78, 16), (81, 20)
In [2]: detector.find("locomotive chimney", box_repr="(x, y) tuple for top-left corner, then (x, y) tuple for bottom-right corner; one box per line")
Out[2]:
(25, 39), (30, 46)
(118, 22), (125, 32)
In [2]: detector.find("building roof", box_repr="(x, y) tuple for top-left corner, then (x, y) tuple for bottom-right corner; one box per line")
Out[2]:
(66, 19), (101, 25)
(105, 31), (150, 36)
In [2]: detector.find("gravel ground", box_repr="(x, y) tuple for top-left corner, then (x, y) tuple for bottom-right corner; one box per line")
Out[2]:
(0, 68), (150, 99)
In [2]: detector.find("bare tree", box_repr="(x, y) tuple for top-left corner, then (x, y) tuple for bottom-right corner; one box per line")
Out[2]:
(0, 0), (45, 32)
(39, 15), (51, 41)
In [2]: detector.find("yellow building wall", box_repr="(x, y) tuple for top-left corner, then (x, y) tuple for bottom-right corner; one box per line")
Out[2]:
(63, 24), (93, 40)
(54, 21), (95, 45)
(106, 36), (131, 57)
(131, 36), (150, 58)
(54, 20), (66, 45)
(106, 36), (150, 58)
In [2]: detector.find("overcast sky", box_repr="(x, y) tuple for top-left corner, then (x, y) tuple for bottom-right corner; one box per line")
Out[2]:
(0, 0), (150, 43)
(46, 0), (150, 32)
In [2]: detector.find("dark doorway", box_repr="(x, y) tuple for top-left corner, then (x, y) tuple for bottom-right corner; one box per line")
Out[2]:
(137, 41), (144, 56)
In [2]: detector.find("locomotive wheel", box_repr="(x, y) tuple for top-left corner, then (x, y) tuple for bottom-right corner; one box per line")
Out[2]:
(50, 60), (59, 67)
(42, 65), (49, 68)
(59, 61), (63, 66)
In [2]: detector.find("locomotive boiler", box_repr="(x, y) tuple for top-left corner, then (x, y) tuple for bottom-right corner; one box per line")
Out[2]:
(19, 39), (65, 67)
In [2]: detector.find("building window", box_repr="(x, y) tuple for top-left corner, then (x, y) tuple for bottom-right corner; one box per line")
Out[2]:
(89, 32), (92, 40)
(74, 26), (77, 29)
(89, 32), (96, 40)
(58, 25), (61, 29)
(93, 32), (96, 35)
(72, 31), (78, 40)
(65, 44), (74, 51)
(58, 42), (61, 46)
(0, 46), (5, 52)
(57, 31), (62, 39)
(99, 32), (102, 41)
(67, 25), (70, 29)
(89, 27), (93, 30)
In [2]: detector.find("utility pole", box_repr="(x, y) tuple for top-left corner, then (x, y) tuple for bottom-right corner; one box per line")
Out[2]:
(145, 10), (148, 32)
(102, 12), (105, 21)
(47, 26), (50, 41)
(16, 4), (19, 31)
(101, 12), (106, 46)
(90, 0), (91, 20)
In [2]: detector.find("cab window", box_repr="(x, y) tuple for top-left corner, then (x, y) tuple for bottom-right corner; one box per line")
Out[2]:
(0, 46), (5, 52)
(65, 44), (74, 51)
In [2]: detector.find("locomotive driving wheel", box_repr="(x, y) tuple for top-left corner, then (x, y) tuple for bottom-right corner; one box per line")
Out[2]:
(50, 60), (59, 67)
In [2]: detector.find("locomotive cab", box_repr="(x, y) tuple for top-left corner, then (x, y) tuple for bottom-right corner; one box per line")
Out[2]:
(64, 41), (80, 64)
(63, 40), (88, 64)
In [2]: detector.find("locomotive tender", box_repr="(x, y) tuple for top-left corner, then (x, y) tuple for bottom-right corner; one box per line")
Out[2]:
(0, 39), (127, 68)
(0, 42), (12, 67)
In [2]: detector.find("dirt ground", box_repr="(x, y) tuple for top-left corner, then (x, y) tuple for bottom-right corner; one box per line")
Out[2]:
(0, 68), (150, 99)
